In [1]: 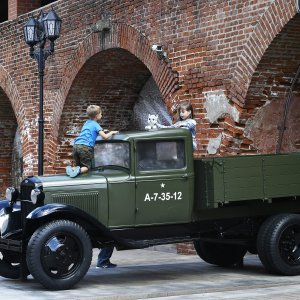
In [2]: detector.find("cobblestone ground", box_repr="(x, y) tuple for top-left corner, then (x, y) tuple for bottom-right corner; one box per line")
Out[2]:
(0, 249), (299, 299)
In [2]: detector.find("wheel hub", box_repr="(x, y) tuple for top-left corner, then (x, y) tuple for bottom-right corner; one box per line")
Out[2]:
(280, 226), (300, 265)
(42, 233), (82, 278)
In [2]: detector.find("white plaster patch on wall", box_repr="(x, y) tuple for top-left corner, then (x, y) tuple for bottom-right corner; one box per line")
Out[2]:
(23, 153), (35, 174)
(66, 125), (81, 136)
(63, 136), (76, 146)
(20, 119), (35, 143)
(13, 127), (22, 155)
(63, 159), (72, 166)
(133, 76), (171, 129)
(203, 90), (240, 123)
(45, 115), (54, 122)
(244, 100), (271, 138)
(207, 133), (222, 154)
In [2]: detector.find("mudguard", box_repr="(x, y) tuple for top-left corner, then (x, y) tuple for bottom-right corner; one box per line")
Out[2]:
(0, 201), (22, 238)
(27, 203), (109, 231)
(0, 200), (10, 210)
(27, 203), (125, 241)
(26, 203), (135, 248)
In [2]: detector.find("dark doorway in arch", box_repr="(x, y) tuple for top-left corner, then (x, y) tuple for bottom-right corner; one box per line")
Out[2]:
(244, 14), (300, 154)
(0, 88), (19, 196)
(56, 48), (171, 172)
(0, 0), (8, 23)
(41, 0), (57, 7)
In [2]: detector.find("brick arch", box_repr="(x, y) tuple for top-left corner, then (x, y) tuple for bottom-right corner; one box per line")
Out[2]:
(240, 14), (300, 154)
(0, 65), (21, 125)
(229, 0), (297, 106)
(53, 23), (178, 135)
(0, 65), (20, 194)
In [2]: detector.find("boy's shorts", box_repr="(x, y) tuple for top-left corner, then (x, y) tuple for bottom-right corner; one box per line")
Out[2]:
(73, 144), (94, 169)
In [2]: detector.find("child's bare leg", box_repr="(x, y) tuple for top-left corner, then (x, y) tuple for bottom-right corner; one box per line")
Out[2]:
(80, 166), (89, 174)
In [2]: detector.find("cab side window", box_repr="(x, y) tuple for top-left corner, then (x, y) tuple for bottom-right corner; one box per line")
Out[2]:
(137, 140), (185, 171)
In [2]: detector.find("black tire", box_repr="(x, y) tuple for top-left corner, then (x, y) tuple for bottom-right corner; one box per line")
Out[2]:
(0, 250), (21, 279)
(257, 214), (300, 275)
(26, 220), (92, 290)
(193, 240), (247, 267)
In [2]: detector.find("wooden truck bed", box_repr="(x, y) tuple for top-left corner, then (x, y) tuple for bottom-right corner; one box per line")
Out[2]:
(194, 153), (300, 209)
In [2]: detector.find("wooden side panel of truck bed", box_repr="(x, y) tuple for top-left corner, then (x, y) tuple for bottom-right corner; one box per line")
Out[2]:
(194, 153), (300, 209)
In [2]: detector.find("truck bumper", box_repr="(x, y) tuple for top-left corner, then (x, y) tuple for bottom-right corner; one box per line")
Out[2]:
(0, 238), (22, 252)
(0, 202), (22, 252)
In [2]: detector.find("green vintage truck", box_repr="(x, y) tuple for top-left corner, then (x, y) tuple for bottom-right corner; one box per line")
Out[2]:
(0, 128), (300, 290)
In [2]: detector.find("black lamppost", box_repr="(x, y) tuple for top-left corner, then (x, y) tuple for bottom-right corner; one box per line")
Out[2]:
(23, 9), (61, 176)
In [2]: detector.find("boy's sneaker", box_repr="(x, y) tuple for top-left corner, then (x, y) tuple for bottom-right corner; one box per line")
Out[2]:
(96, 261), (117, 269)
(69, 166), (81, 178)
(66, 166), (72, 176)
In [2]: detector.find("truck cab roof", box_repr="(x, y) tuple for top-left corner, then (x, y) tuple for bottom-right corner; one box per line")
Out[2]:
(96, 128), (192, 143)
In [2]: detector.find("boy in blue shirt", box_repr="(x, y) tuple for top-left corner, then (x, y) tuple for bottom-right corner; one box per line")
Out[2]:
(67, 105), (118, 268)
(67, 105), (118, 178)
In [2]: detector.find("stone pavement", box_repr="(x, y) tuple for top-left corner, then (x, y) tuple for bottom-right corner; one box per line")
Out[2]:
(0, 248), (300, 299)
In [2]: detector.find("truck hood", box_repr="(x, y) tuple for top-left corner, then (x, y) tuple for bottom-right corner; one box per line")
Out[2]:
(40, 168), (130, 188)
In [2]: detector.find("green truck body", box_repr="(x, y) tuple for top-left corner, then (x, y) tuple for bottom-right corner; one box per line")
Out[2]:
(0, 128), (299, 290)
(195, 153), (300, 209)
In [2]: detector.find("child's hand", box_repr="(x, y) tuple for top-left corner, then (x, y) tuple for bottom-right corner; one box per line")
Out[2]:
(111, 131), (119, 135)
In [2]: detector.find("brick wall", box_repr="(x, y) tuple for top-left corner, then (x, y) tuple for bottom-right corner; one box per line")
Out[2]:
(0, 0), (298, 187)
(8, 0), (40, 20)
(176, 242), (196, 255)
(0, 0), (299, 255)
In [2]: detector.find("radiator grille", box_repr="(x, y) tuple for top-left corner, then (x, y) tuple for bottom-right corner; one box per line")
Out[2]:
(20, 177), (39, 224)
(51, 192), (100, 219)
(20, 181), (35, 200)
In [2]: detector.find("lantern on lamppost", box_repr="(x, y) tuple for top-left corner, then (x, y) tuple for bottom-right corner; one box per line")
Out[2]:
(23, 9), (61, 176)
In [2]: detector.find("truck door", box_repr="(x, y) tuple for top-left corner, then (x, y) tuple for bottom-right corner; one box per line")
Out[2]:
(134, 138), (194, 225)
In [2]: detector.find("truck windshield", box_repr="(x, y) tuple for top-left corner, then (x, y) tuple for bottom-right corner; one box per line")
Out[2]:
(94, 142), (130, 169)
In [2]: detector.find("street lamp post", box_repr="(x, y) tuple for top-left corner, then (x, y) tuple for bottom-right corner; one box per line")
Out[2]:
(23, 9), (61, 176)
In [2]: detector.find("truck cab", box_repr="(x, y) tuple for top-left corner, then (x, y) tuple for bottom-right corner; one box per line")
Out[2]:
(38, 129), (194, 227)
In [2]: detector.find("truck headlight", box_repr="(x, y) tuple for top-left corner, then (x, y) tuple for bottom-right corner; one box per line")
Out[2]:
(30, 189), (45, 205)
(5, 187), (19, 204)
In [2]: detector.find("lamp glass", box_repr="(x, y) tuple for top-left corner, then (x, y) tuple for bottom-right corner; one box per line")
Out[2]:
(23, 17), (39, 45)
(46, 20), (55, 36)
(43, 9), (62, 40)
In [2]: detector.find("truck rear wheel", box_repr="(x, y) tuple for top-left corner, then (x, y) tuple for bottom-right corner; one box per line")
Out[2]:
(193, 240), (247, 267)
(257, 213), (300, 275)
(26, 219), (92, 290)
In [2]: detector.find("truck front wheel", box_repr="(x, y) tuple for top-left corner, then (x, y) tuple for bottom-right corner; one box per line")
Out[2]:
(193, 240), (247, 267)
(26, 219), (92, 290)
(257, 214), (300, 275)
(0, 250), (21, 279)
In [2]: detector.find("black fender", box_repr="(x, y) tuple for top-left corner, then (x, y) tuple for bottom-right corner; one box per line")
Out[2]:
(26, 203), (110, 233)
(25, 203), (129, 247)
(0, 200), (10, 210)
(0, 201), (22, 239)
(0, 200), (21, 211)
